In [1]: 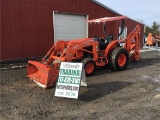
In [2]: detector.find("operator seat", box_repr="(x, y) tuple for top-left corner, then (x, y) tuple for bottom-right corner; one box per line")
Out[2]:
(98, 34), (114, 50)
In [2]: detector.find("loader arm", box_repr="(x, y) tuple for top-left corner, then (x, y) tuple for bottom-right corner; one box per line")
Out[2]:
(124, 25), (141, 60)
(50, 38), (99, 62)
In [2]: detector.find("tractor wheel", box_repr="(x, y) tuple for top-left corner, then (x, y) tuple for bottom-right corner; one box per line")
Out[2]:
(108, 47), (129, 71)
(81, 58), (96, 76)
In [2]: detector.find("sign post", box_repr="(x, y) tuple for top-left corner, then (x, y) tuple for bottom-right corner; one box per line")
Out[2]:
(54, 62), (85, 99)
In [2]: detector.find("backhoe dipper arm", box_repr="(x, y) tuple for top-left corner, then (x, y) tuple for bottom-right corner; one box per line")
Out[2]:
(124, 25), (141, 60)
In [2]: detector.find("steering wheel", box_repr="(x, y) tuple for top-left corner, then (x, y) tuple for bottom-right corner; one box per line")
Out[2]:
(105, 34), (113, 43)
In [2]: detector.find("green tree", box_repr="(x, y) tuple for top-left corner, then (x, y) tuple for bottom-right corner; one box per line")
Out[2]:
(144, 26), (152, 36)
(151, 22), (160, 35)
(144, 21), (160, 36)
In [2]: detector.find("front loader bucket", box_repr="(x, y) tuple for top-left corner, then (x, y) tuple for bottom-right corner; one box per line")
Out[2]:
(27, 61), (60, 88)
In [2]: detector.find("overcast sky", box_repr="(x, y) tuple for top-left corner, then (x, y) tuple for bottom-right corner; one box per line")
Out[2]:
(96, 0), (160, 27)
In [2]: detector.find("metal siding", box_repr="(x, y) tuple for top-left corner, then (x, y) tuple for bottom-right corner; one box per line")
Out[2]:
(1, 0), (144, 60)
(54, 13), (86, 42)
(1, 0), (54, 60)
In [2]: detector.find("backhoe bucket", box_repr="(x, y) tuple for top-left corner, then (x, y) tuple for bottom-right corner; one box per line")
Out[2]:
(27, 61), (60, 88)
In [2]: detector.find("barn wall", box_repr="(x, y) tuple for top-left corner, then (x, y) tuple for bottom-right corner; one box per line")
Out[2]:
(1, 0), (144, 60)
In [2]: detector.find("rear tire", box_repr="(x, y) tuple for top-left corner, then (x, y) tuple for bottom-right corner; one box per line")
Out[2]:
(81, 58), (96, 76)
(108, 47), (129, 71)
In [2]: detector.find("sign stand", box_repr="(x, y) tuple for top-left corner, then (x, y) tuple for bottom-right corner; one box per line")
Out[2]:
(54, 62), (87, 105)
(76, 98), (79, 107)
(80, 68), (87, 87)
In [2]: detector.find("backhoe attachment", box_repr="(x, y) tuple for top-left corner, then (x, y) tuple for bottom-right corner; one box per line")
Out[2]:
(124, 25), (141, 60)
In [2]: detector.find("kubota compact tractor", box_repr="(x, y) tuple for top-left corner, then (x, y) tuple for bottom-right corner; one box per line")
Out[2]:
(146, 33), (160, 46)
(27, 16), (141, 88)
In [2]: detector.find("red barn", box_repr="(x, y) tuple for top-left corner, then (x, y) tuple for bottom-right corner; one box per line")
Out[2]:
(1, 0), (144, 61)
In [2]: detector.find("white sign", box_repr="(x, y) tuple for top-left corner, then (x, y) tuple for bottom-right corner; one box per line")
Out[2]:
(54, 62), (83, 99)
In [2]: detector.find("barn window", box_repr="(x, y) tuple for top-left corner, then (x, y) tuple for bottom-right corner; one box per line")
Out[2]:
(119, 27), (127, 39)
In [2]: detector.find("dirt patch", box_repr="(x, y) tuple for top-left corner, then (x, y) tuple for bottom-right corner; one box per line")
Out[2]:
(1, 50), (160, 120)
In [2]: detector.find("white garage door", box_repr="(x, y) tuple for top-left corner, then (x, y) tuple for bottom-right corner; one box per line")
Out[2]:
(53, 12), (88, 42)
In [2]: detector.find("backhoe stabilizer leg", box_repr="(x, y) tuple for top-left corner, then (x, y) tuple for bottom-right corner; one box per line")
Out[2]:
(130, 52), (140, 61)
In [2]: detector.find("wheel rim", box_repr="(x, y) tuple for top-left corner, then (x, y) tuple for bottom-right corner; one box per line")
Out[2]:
(85, 62), (94, 74)
(118, 54), (126, 67)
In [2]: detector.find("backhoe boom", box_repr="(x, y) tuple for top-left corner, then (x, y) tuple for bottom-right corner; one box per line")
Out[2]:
(124, 25), (140, 60)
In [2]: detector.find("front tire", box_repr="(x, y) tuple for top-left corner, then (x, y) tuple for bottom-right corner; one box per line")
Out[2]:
(108, 47), (129, 71)
(81, 58), (96, 76)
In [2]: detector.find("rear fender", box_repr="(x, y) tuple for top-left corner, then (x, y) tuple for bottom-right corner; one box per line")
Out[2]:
(105, 40), (121, 57)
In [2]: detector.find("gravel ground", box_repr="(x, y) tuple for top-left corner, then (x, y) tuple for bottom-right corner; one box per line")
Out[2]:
(0, 50), (160, 120)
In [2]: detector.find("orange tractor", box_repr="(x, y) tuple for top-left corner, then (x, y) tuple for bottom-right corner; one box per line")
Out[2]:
(27, 16), (141, 88)
(155, 35), (160, 47)
(146, 33), (160, 46)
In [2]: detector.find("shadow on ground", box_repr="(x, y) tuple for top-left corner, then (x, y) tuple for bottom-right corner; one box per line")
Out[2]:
(91, 55), (160, 77)
(79, 81), (133, 102)
(128, 57), (160, 70)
